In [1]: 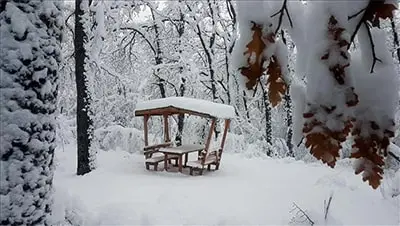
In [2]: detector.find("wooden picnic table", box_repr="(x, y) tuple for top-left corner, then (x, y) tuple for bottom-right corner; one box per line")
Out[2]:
(159, 144), (205, 172)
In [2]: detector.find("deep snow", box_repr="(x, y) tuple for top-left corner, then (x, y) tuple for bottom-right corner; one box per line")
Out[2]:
(52, 145), (400, 225)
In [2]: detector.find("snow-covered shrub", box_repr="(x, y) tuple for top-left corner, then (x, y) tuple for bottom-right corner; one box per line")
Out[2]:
(94, 125), (144, 153)
(55, 114), (76, 149)
(51, 187), (94, 226)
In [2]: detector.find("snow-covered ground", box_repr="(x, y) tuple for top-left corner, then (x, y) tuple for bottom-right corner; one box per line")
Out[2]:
(52, 145), (400, 225)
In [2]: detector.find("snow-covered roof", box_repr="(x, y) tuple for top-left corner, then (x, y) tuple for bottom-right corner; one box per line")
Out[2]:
(135, 97), (235, 119)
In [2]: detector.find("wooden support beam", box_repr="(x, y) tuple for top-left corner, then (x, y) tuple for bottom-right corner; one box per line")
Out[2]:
(202, 118), (216, 164)
(220, 119), (231, 152)
(163, 114), (170, 142)
(144, 115), (149, 146)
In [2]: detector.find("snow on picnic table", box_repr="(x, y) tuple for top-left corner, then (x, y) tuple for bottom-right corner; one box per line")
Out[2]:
(53, 147), (399, 226)
(135, 97), (235, 119)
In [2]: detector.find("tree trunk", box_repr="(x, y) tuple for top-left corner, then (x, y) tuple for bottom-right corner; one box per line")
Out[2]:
(284, 92), (294, 157)
(260, 82), (273, 156)
(0, 1), (63, 224)
(391, 18), (400, 63)
(175, 79), (186, 146)
(75, 0), (93, 175)
(175, 5), (186, 146)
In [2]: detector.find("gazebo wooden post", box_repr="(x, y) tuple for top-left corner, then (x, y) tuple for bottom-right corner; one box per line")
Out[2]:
(200, 118), (216, 173)
(163, 114), (170, 142)
(216, 119), (230, 170)
(143, 115), (149, 146)
(162, 114), (171, 171)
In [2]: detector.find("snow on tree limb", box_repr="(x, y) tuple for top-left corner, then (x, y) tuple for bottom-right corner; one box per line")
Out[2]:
(234, 0), (399, 189)
(236, 19), (288, 106)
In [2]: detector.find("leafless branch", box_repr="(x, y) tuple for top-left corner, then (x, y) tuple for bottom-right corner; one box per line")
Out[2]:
(153, 74), (179, 96)
(388, 150), (400, 163)
(324, 193), (334, 221)
(348, 7), (366, 20)
(297, 136), (304, 147)
(65, 12), (75, 36)
(217, 79), (228, 92)
(271, 0), (293, 34)
(200, 80), (213, 90)
(289, 202), (315, 226)
(119, 27), (156, 55)
(364, 21), (382, 73)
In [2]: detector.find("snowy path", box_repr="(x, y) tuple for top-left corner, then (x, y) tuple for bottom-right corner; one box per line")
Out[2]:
(53, 148), (399, 225)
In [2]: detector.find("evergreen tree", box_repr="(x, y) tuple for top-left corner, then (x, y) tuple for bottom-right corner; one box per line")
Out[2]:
(0, 1), (63, 224)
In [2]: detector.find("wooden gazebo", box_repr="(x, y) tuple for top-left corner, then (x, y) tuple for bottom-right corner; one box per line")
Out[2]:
(134, 97), (235, 175)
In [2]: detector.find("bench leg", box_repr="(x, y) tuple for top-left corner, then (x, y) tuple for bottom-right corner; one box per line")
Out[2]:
(184, 153), (188, 166)
(164, 154), (168, 171)
(216, 163), (220, 170)
(178, 156), (183, 173)
(199, 168), (204, 175)
(154, 164), (158, 171)
(189, 167), (194, 175)
(146, 163), (150, 170)
(207, 165), (211, 171)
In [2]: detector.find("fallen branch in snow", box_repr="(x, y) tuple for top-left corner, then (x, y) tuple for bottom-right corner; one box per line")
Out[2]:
(324, 193), (334, 221)
(289, 202), (315, 226)
(271, 0), (293, 34)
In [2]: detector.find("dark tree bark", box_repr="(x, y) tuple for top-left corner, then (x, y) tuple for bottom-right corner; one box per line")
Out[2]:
(175, 3), (186, 146)
(260, 82), (273, 156)
(280, 30), (294, 157)
(75, 0), (93, 175)
(0, 1), (62, 224)
(284, 92), (294, 157)
(175, 78), (186, 146)
(390, 18), (400, 63)
(149, 6), (166, 98)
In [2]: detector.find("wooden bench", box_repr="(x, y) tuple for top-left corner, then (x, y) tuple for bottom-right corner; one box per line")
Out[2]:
(143, 142), (179, 171)
(187, 149), (222, 175)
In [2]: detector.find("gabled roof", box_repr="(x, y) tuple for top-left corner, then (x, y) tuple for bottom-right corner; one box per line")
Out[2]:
(135, 97), (235, 119)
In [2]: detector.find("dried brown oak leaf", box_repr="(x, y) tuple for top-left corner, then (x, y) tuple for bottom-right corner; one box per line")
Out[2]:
(365, 2), (397, 24)
(351, 122), (394, 189)
(266, 55), (287, 107)
(305, 133), (341, 168)
(360, 1), (398, 27)
(303, 117), (352, 168)
(240, 22), (267, 90)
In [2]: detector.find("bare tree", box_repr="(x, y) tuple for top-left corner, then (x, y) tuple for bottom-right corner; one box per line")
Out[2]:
(75, 0), (94, 175)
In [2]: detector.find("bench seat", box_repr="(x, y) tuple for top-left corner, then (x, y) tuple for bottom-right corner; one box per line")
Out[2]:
(145, 154), (179, 163)
(186, 155), (217, 168)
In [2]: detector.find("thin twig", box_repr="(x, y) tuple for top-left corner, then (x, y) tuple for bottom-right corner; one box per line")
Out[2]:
(297, 136), (304, 147)
(271, 0), (293, 34)
(324, 193), (333, 221)
(364, 21), (382, 73)
(291, 202), (315, 226)
(348, 7), (366, 20)
(348, 15), (364, 50)
(388, 150), (400, 163)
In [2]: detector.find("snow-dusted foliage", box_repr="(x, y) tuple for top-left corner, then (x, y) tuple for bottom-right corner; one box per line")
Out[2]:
(233, 0), (399, 189)
(0, 1), (63, 224)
